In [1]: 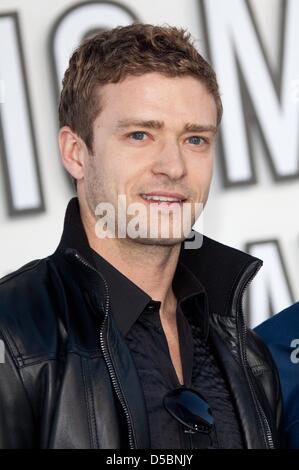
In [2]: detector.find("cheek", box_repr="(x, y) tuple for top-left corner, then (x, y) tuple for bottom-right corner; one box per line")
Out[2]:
(192, 156), (213, 184)
(105, 163), (131, 197)
(205, 163), (214, 185)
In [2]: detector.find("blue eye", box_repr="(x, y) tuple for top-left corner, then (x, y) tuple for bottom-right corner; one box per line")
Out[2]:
(129, 131), (147, 141)
(188, 136), (204, 145)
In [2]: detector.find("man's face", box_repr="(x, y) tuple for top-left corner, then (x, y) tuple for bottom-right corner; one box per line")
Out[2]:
(82, 72), (218, 245)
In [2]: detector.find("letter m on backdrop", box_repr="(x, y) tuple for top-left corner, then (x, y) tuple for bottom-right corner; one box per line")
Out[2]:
(200, 0), (299, 186)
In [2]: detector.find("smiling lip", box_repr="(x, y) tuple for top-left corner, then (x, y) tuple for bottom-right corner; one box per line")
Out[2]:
(140, 191), (187, 201)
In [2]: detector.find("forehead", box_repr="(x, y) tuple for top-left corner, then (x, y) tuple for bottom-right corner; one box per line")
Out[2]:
(96, 72), (217, 127)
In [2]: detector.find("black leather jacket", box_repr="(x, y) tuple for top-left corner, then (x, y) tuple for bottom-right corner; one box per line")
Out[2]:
(0, 198), (283, 448)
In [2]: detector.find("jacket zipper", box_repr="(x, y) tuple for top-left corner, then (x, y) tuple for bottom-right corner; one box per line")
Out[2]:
(70, 250), (136, 449)
(236, 263), (274, 449)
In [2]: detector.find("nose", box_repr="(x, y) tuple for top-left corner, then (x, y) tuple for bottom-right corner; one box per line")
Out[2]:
(151, 139), (187, 181)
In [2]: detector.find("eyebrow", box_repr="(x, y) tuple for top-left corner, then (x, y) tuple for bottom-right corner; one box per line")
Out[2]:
(114, 119), (218, 135)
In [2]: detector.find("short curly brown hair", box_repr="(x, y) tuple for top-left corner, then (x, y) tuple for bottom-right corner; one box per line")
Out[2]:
(59, 23), (222, 156)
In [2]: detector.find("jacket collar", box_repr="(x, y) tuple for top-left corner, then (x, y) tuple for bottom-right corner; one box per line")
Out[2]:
(53, 197), (262, 320)
(179, 235), (262, 317)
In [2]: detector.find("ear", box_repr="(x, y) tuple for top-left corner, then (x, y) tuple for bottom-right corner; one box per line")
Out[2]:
(58, 126), (87, 182)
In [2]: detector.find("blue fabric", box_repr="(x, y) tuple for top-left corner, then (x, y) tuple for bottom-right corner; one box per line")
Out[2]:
(254, 302), (299, 448)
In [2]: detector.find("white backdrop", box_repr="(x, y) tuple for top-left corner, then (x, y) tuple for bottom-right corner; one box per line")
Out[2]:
(0, 0), (298, 327)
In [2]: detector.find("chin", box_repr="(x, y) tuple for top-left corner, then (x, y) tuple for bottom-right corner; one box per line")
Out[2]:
(129, 235), (185, 247)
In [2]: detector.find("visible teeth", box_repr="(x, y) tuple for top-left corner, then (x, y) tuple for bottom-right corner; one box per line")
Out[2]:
(142, 195), (182, 202)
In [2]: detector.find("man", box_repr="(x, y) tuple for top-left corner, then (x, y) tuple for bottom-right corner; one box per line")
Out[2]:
(255, 302), (299, 448)
(0, 24), (282, 449)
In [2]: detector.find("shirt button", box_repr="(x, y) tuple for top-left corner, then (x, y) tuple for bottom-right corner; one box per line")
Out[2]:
(147, 300), (161, 311)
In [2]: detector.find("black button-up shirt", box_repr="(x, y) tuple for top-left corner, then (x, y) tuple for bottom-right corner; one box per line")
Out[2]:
(91, 248), (244, 449)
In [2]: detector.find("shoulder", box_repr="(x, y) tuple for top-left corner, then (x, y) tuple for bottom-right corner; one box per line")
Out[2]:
(254, 304), (299, 418)
(0, 257), (63, 363)
(254, 302), (299, 346)
(254, 303), (299, 371)
(0, 257), (52, 312)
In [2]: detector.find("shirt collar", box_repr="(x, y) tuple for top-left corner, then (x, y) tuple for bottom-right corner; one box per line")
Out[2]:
(91, 247), (209, 339)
